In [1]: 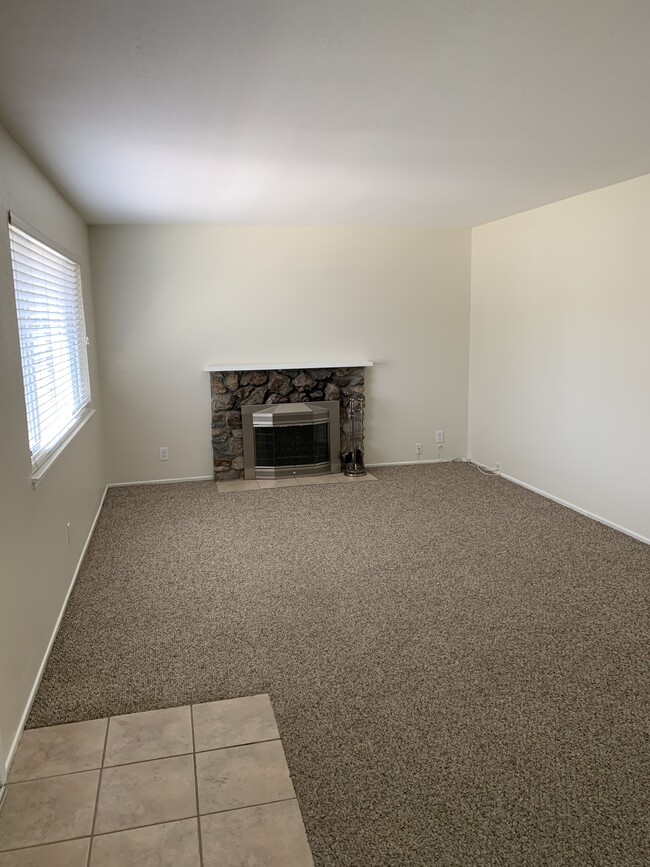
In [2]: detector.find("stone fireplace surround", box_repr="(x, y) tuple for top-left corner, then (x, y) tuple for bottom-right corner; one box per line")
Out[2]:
(208, 365), (368, 481)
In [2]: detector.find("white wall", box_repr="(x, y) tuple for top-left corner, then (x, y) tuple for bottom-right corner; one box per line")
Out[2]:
(0, 126), (106, 775)
(469, 173), (650, 541)
(90, 226), (471, 483)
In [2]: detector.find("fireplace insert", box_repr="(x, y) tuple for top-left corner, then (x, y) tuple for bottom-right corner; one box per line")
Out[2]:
(241, 401), (340, 480)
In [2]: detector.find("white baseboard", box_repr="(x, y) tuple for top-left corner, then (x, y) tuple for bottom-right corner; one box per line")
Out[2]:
(497, 469), (650, 547)
(108, 475), (213, 488)
(0, 730), (5, 791)
(3, 484), (109, 780)
(372, 457), (649, 545)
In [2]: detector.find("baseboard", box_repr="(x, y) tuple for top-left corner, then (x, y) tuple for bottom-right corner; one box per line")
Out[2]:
(388, 455), (650, 545)
(0, 729), (5, 793)
(497, 469), (650, 547)
(366, 459), (444, 467)
(108, 475), (213, 488)
(3, 484), (109, 780)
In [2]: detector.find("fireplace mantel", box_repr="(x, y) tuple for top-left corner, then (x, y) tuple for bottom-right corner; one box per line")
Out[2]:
(204, 361), (373, 372)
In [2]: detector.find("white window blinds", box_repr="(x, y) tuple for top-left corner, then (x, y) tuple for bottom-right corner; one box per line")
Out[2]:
(8, 214), (92, 474)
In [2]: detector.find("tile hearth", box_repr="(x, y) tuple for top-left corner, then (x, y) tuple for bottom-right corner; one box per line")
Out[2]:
(0, 695), (314, 867)
(217, 471), (377, 493)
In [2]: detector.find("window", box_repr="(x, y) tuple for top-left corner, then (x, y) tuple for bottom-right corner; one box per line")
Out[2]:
(8, 213), (93, 479)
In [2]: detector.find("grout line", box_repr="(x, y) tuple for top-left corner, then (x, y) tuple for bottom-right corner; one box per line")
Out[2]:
(84, 815), (197, 840)
(0, 803), (304, 855)
(194, 738), (281, 755)
(6, 766), (103, 785)
(96, 738), (281, 771)
(82, 770), (296, 842)
(86, 717), (111, 866)
(5, 752), (193, 784)
(85, 811), (198, 840)
(60, 794), (299, 845)
(79, 799), (295, 843)
(5, 740), (282, 785)
(101, 750), (194, 771)
(199, 795), (297, 819)
(189, 705), (205, 867)
(0, 833), (90, 854)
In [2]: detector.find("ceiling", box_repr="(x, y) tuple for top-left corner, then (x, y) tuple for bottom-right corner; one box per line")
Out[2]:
(1, 1), (649, 225)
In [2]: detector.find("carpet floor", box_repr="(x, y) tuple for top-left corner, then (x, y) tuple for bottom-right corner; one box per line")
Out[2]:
(29, 464), (649, 866)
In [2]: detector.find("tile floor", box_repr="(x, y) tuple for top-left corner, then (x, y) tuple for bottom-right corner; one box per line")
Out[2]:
(218, 470), (377, 493)
(0, 695), (314, 866)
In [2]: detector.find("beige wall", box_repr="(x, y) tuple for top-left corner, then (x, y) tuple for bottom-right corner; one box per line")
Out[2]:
(469, 173), (650, 541)
(0, 126), (106, 774)
(90, 226), (472, 483)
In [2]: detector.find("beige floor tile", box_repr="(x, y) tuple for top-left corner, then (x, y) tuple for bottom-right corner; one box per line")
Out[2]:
(192, 694), (279, 752)
(0, 771), (99, 851)
(217, 480), (259, 492)
(104, 705), (192, 766)
(296, 474), (340, 485)
(9, 719), (107, 783)
(256, 478), (299, 488)
(90, 818), (200, 866)
(334, 471), (377, 482)
(196, 741), (294, 815)
(200, 800), (314, 867)
(94, 754), (196, 835)
(0, 837), (90, 867)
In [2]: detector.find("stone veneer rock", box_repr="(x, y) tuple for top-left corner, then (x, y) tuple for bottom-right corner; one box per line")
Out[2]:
(210, 367), (365, 480)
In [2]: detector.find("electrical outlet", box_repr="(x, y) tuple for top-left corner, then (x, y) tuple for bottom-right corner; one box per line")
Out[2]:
(435, 430), (444, 444)
(159, 447), (169, 461)
(415, 442), (423, 457)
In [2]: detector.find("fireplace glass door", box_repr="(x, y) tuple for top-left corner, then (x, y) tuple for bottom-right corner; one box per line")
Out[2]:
(254, 422), (329, 469)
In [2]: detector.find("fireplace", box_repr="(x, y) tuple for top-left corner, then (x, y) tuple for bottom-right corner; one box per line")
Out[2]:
(242, 401), (340, 479)
(206, 365), (371, 481)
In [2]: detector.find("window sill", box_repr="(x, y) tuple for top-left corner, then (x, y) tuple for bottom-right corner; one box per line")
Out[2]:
(31, 407), (96, 488)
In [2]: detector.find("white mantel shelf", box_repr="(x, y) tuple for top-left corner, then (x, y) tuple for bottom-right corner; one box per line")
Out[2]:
(204, 361), (374, 372)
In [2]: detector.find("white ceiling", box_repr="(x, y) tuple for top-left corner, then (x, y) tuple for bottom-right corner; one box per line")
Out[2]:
(1, 1), (649, 225)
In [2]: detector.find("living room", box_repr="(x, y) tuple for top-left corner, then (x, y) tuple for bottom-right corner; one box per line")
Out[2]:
(0, 3), (648, 866)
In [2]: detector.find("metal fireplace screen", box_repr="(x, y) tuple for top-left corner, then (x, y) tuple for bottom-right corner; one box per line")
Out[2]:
(242, 401), (340, 480)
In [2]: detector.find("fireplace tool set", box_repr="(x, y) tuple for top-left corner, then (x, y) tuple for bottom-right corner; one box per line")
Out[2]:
(342, 394), (366, 476)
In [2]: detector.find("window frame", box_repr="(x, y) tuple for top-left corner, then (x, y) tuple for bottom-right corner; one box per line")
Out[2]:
(8, 212), (95, 486)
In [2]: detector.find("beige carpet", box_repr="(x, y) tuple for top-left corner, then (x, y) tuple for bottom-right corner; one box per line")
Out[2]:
(29, 464), (650, 866)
